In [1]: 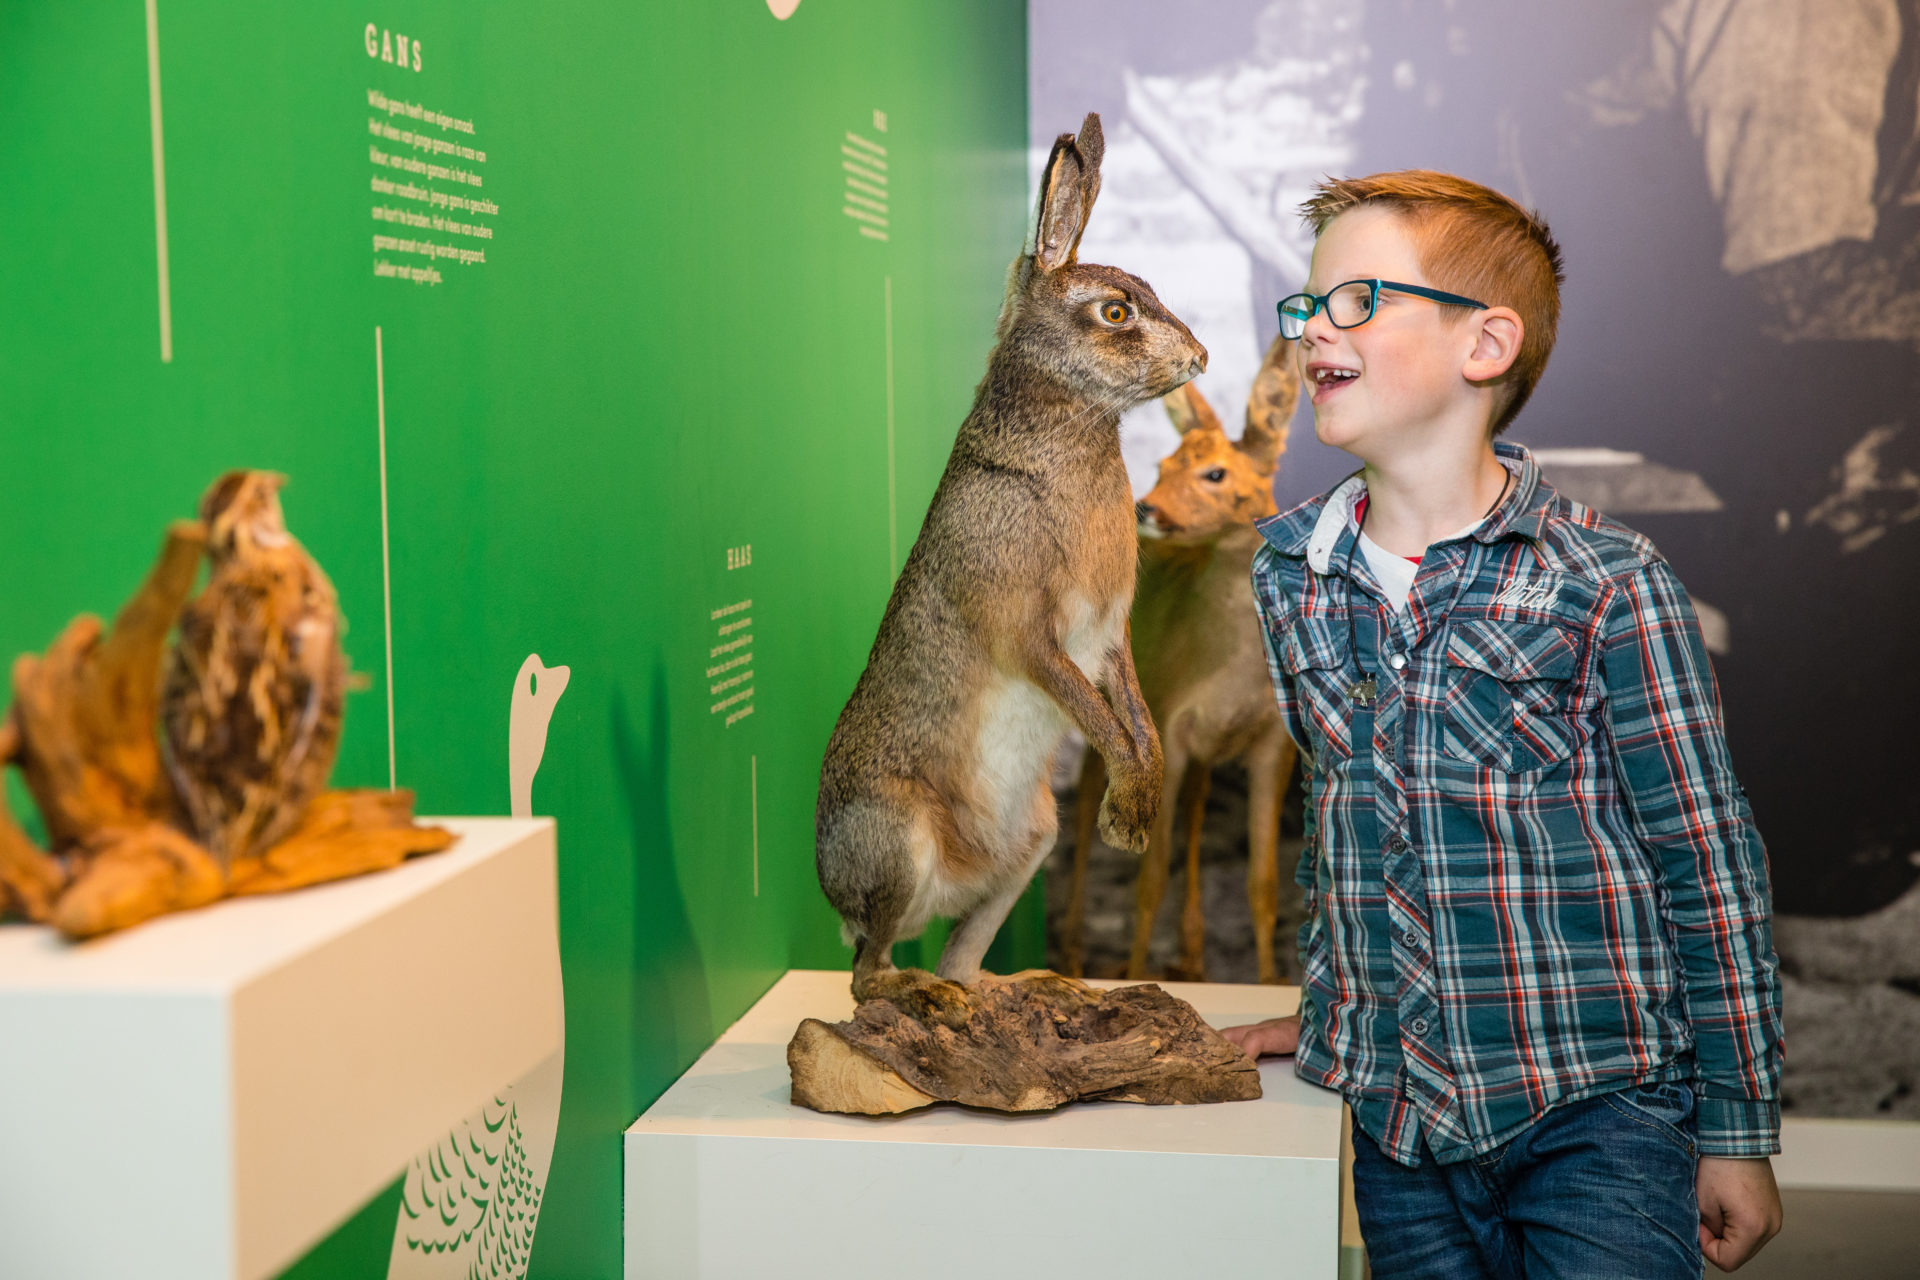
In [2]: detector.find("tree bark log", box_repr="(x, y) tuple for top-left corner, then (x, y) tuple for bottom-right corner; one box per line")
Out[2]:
(788, 969), (1262, 1115)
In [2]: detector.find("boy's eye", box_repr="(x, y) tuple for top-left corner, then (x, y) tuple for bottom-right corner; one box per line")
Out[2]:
(1100, 301), (1132, 324)
(1203, 467), (1227, 482)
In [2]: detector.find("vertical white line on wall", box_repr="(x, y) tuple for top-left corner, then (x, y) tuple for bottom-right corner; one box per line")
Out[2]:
(751, 754), (760, 897)
(144, 0), (173, 363)
(376, 327), (397, 790)
(884, 275), (897, 575)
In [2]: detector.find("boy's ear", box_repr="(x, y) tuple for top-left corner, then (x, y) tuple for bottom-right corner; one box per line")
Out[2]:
(1463, 307), (1524, 385)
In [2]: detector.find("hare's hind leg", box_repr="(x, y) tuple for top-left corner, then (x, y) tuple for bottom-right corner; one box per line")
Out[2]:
(850, 933), (897, 1002)
(937, 781), (1058, 984)
(819, 786), (923, 1001)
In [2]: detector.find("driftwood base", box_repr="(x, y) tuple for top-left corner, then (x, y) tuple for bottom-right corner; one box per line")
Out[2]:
(788, 968), (1262, 1115)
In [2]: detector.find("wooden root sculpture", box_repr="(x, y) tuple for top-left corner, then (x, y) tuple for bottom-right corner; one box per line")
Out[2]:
(0, 472), (451, 940)
(788, 968), (1262, 1115)
(162, 470), (348, 866)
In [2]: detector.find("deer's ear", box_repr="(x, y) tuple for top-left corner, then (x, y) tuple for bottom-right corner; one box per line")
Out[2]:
(1034, 113), (1104, 272)
(1162, 381), (1223, 437)
(1240, 334), (1300, 472)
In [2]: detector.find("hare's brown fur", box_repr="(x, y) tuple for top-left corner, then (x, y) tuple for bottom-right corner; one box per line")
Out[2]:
(816, 115), (1206, 999)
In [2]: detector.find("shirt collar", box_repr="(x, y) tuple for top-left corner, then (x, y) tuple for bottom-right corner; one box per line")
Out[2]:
(1254, 441), (1553, 574)
(1477, 441), (1552, 544)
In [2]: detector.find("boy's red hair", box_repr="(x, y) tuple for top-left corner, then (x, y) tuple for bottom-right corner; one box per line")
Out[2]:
(1301, 171), (1564, 435)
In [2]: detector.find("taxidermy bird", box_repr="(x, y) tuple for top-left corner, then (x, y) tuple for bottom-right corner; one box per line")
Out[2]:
(162, 470), (348, 868)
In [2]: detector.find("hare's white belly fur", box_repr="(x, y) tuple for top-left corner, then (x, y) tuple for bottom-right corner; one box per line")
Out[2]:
(970, 592), (1126, 853)
(896, 594), (1125, 935)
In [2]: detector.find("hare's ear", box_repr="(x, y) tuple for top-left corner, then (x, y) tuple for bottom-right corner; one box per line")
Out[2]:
(1240, 334), (1300, 473)
(1162, 381), (1223, 437)
(1034, 112), (1105, 272)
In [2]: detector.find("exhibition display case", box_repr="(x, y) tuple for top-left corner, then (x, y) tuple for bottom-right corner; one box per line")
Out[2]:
(0, 819), (560, 1280)
(626, 971), (1342, 1279)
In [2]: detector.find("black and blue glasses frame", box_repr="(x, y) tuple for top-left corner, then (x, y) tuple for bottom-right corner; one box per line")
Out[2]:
(1276, 278), (1487, 339)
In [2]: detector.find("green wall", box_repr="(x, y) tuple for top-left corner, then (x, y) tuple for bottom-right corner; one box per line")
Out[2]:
(0, 3), (1032, 1275)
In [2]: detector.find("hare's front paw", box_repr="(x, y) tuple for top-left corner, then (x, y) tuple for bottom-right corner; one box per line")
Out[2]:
(1098, 781), (1155, 853)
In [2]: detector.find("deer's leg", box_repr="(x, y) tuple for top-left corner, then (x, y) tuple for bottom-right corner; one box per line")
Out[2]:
(1020, 634), (1161, 854)
(1175, 762), (1212, 981)
(1063, 748), (1106, 978)
(1246, 734), (1294, 985)
(1126, 738), (1188, 979)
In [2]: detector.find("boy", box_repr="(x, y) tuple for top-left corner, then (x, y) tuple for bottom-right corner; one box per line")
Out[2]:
(1221, 172), (1784, 1278)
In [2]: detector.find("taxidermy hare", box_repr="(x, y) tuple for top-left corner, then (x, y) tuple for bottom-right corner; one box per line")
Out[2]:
(817, 113), (1207, 1000)
(1061, 335), (1303, 984)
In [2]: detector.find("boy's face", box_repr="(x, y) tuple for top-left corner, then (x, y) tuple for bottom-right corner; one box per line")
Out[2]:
(1296, 205), (1482, 457)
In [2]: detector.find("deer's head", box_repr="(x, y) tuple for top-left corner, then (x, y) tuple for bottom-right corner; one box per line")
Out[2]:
(1136, 335), (1300, 543)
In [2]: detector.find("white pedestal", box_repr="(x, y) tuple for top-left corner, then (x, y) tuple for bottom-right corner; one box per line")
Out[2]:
(625, 970), (1343, 1279)
(0, 817), (561, 1280)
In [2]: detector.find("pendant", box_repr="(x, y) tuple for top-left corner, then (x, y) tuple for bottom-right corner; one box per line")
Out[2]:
(1347, 676), (1377, 706)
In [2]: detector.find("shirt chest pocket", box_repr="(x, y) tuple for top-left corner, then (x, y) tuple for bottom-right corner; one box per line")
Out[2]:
(1442, 618), (1584, 772)
(1279, 615), (1355, 766)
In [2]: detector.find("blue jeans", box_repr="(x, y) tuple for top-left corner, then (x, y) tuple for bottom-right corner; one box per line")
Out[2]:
(1351, 1083), (1702, 1279)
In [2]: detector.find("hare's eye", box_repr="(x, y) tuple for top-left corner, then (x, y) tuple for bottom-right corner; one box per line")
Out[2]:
(1100, 301), (1132, 325)
(1203, 468), (1228, 483)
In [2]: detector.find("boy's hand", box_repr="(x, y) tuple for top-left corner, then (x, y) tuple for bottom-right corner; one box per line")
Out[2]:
(1697, 1156), (1783, 1272)
(1218, 1015), (1299, 1060)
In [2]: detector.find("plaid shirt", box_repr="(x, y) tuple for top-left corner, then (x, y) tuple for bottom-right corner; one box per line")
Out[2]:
(1252, 443), (1782, 1166)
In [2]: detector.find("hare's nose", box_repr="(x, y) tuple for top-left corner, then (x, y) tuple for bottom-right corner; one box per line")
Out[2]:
(1188, 346), (1208, 376)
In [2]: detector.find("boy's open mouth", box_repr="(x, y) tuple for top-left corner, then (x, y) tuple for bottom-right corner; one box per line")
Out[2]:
(1308, 362), (1359, 401)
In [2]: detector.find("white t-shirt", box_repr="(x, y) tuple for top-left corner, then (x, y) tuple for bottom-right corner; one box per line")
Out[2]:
(1352, 462), (1514, 611)
(1357, 515), (1487, 612)
(1358, 530), (1421, 612)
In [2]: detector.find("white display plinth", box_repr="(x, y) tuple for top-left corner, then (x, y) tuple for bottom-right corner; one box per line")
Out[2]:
(0, 817), (561, 1280)
(625, 970), (1342, 1279)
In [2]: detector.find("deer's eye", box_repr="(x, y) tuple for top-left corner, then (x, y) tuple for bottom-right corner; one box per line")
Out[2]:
(1100, 301), (1132, 325)
(1203, 468), (1228, 483)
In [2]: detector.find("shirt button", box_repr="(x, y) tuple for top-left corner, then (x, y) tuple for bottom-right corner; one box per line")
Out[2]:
(1409, 1017), (1429, 1036)
(1387, 835), (1408, 853)
(1402, 931), (1419, 948)
(1388, 653), (1407, 670)
(1381, 739), (1396, 762)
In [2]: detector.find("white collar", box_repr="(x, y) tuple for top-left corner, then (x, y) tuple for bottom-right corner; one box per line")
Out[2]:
(1306, 456), (1522, 574)
(1306, 474), (1367, 574)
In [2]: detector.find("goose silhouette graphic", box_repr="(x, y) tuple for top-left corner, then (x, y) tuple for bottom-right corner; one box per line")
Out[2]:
(387, 654), (570, 1280)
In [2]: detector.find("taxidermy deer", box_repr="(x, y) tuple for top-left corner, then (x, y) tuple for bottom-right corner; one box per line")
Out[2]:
(1062, 335), (1302, 984)
(816, 113), (1208, 1000)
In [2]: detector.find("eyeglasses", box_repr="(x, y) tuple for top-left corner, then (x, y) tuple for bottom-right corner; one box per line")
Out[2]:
(1276, 278), (1487, 340)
